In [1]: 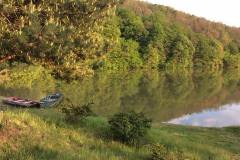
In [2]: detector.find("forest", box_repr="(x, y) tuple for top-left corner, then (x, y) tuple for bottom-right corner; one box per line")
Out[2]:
(0, 0), (240, 76)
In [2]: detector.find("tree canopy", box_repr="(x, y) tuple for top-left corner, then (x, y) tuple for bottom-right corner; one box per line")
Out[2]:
(1, 0), (240, 75)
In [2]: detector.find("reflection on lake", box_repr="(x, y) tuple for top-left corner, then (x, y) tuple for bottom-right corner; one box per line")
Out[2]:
(167, 103), (240, 127)
(1, 66), (240, 127)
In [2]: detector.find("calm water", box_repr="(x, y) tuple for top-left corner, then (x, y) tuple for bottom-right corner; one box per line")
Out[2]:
(167, 103), (240, 127)
(1, 68), (240, 127)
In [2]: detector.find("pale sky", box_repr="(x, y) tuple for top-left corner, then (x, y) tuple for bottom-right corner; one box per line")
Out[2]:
(168, 103), (240, 127)
(145, 0), (240, 27)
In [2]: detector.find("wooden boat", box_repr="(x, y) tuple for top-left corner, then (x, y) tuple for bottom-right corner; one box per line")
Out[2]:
(2, 93), (63, 108)
(2, 97), (40, 108)
(40, 93), (63, 107)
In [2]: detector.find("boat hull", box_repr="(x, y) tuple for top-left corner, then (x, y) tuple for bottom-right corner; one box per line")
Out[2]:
(2, 97), (40, 108)
(40, 93), (63, 107)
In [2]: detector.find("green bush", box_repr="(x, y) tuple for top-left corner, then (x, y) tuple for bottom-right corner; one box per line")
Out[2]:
(62, 100), (95, 123)
(150, 144), (187, 160)
(108, 111), (152, 144)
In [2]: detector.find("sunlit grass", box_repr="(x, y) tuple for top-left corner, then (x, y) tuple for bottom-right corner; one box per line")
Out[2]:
(0, 110), (148, 160)
(0, 109), (239, 160)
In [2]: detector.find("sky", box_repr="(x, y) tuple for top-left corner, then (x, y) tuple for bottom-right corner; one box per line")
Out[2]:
(167, 103), (240, 127)
(145, 0), (240, 27)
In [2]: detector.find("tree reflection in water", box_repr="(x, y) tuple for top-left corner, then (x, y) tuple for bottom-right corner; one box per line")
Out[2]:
(1, 67), (240, 126)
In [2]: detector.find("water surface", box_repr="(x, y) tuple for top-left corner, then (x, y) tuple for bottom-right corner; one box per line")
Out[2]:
(167, 103), (240, 127)
(1, 67), (240, 127)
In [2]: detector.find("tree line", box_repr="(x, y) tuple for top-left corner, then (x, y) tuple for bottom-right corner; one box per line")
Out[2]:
(0, 0), (240, 74)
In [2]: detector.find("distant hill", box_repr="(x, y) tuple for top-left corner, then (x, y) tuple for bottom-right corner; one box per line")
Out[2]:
(122, 0), (240, 45)
(115, 0), (240, 69)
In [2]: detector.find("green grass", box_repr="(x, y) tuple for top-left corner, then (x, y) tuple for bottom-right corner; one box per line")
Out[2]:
(0, 109), (240, 160)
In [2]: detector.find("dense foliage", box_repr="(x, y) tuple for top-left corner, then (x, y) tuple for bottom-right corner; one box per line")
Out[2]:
(0, 0), (119, 74)
(1, 0), (240, 74)
(108, 111), (152, 144)
(150, 144), (188, 160)
(121, 0), (240, 70)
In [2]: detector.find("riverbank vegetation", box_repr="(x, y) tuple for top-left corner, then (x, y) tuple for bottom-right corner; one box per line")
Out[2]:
(0, 110), (239, 160)
(1, 0), (240, 78)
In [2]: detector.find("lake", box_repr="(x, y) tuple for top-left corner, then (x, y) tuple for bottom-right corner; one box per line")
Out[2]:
(1, 67), (240, 128)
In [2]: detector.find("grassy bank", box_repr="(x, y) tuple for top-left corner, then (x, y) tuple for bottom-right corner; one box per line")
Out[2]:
(0, 109), (239, 160)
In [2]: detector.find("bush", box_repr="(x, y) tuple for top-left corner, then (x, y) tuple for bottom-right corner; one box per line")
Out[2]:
(150, 144), (187, 160)
(62, 99), (95, 122)
(108, 111), (152, 144)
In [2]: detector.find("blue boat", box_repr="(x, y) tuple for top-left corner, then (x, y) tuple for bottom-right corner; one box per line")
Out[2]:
(40, 93), (64, 107)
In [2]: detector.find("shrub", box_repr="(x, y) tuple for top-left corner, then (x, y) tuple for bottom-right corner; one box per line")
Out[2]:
(150, 144), (187, 160)
(108, 111), (152, 144)
(62, 99), (95, 122)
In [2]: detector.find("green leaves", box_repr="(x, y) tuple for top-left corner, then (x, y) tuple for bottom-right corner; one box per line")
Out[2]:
(108, 111), (152, 144)
(194, 35), (224, 69)
(223, 52), (240, 69)
(117, 8), (147, 41)
(1, 0), (239, 73)
(62, 99), (95, 123)
(166, 33), (195, 69)
(0, 0), (118, 66)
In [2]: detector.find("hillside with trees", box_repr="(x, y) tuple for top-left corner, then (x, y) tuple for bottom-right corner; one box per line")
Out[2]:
(0, 0), (240, 77)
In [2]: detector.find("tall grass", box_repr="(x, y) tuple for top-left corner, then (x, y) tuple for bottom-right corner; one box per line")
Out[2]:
(0, 109), (239, 160)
